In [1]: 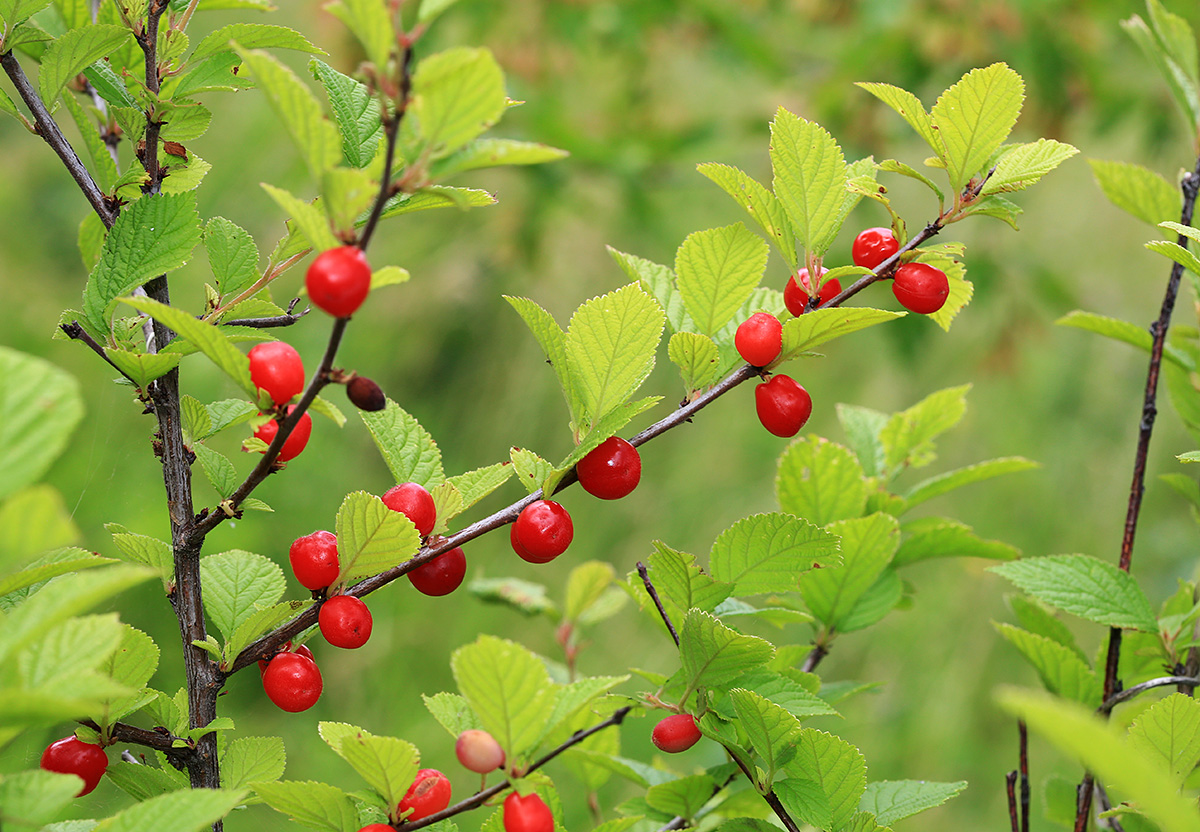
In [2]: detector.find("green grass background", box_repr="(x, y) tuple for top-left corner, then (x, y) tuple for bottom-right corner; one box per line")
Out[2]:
(4, 0), (1200, 829)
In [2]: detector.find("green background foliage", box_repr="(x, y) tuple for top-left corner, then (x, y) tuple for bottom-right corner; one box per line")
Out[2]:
(3, 1), (1200, 829)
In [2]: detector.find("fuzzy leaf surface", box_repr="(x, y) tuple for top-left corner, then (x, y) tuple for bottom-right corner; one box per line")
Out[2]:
(995, 623), (1102, 706)
(675, 223), (769, 336)
(679, 609), (774, 693)
(859, 780), (967, 826)
(1089, 159), (1184, 227)
(769, 108), (847, 255)
(709, 513), (840, 596)
(776, 436), (868, 527)
(799, 513), (898, 629)
(335, 491), (421, 583)
(989, 554), (1158, 631)
(930, 63), (1024, 192)
(451, 635), (558, 759)
(360, 401), (445, 488)
(0, 348), (84, 502)
(783, 728), (868, 832)
(1128, 693), (1200, 786)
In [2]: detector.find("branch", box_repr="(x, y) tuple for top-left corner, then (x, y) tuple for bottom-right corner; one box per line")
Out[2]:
(402, 707), (632, 830)
(220, 299), (308, 329)
(1006, 771), (1019, 832)
(357, 44), (413, 251)
(0, 51), (115, 228)
(637, 561), (679, 646)
(59, 321), (142, 389)
(82, 719), (193, 768)
(1019, 720), (1030, 832)
(1100, 675), (1200, 713)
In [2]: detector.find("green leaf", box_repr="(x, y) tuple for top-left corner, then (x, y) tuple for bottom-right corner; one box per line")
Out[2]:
(769, 108), (847, 255)
(776, 436), (869, 527)
(0, 484), (79, 566)
(995, 623), (1102, 706)
(324, 0), (393, 74)
(997, 688), (1200, 832)
(0, 549), (109, 599)
(0, 769), (84, 828)
(108, 528), (173, 588)
(697, 162), (797, 269)
(104, 348), (182, 387)
(335, 491), (421, 583)
(1123, 11), (1200, 137)
(783, 728), (868, 832)
(121, 296), (255, 398)
(979, 139), (1077, 196)
(1007, 594), (1086, 662)
(504, 295), (583, 426)
(709, 513), (840, 596)
(191, 23), (323, 64)
(451, 635), (557, 760)
(930, 63), (1024, 192)
(565, 283), (665, 425)
(989, 554), (1158, 631)
(679, 609), (774, 695)
(61, 91), (118, 192)
(445, 462), (512, 512)
(510, 447), (553, 496)
(253, 780), (359, 832)
(903, 457), (1040, 510)
(774, 777), (833, 831)
(640, 542), (733, 627)
(83, 193), (203, 331)
(38, 24), (132, 110)
(778, 307), (903, 362)
(205, 217), (260, 299)
(321, 167), (376, 235)
(468, 576), (556, 617)
(360, 401), (445, 488)
(309, 59), (382, 168)
(413, 47), (507, 156)
(838, 568), (904, 633)
(731, 687), (804, 781)
(422, 691), (481, 737)
(221, 736), (286, 790)
(880, 384), (970, 475)
(855, 82), (940, 159)
(837, 404), (888, 479)
(859, 780), (967, 826)
(376, 186), (496, 219)
(199, 550), (286, 642)
(1148, 238), (1200, 280)
(799, 513), (898, 630)
(878, 158), (944, 204)
(1057, 310), (1193, 370)
(261, 183), (340, 254)
(668, 332), (721, 393)
(430, 138), (569, 180)
(1092, 159), (1184, 227)
(1128, 693), (1200, 786)
(644, 775), (716, 820)
(0, 347), (84, 502)
(235, 46), (341, 179)
(226, 600), (308, 663)
(92, 787), (246, 832)
(193, 442), (238, 499)
(565, 561), (616, 622)
(17, 612), (123, 693)
(324, 724), (418, 815)
(96, 624), (160, 725)
(418, 0), (460, 24)
(676, 223), (769, 336)
(894, 518), (1019, 567)
(713, 669), (838, 721)
(0, 0), (50, 26)
(609, 247), (692, 333)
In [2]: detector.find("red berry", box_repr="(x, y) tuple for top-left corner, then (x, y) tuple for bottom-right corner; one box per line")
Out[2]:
(254, 407), (312, 462)
(455, 729), (505, 773)
(892, 262), (950, 314)
(397, 769), (452, 822)
(262, 651), (323, 712)
(258, 642), (315, 675)
(408, 547), (466, 596)
(381, 482), (437, 537)
(40, 736), (108, 796)
(319, 594), (373, 649)
(306, 246), (371, 318)
(784, 267), (839, 316)
(576, 436), (641, 500)
(755, 374), (812, 438)
(503, 792), (554, 832)
(734, 312), (783, 368)
(248, 341), (305, 405)
(289, 530), (340, 590)
(851, 226), (900, 270)
(512, 500), (573, 563)
(651, 713), (702, 753)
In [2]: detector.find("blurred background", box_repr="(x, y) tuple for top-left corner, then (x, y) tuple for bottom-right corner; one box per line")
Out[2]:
(3, 0), (1200, 829)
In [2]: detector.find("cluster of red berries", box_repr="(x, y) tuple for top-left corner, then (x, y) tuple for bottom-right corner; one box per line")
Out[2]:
(733, 227), (951, 438)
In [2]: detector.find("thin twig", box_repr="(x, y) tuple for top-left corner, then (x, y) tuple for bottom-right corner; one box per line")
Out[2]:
(1100, 675), (1200, 713)
(59, 321), (141, 388)
(1095, 784), (1127, 832)
(402, 707), (632, 830)
(1006, 771), (1020, 832)
(638, 561), (679, 646)
(1019, 720), (1030, 832)
(220, 306), (309, 329)
(358, 45), (413, 251)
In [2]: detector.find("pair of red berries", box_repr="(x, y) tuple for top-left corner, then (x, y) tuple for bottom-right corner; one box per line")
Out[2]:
(261, 644), (323, 712)
(247, 341), (312, 461)
(380, 482), (469, 596)
(287, 530), (374, 648)
(40, 735), (108, 796)
(852, 226), (950, 314)
(733, 312), (813, 438)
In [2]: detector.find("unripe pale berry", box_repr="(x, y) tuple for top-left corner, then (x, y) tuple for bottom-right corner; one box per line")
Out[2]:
(248, 341), (305, 405)
(503, 791), (554, 832)
(455, 729), (506, 773)
(289, 530), (340, 590)
(734, 312), (783, 367)
(576, 436), (641, 500)
(408, 547), (467, 596)
(381, 482), (437, 537)
(851, 226), (900, 270)
(755, 374), (812, 438)
(319, 594), (373, 649)
(40, 736), (108, 796)
(261, 651), (323, 712)
(892, 262), (950, 314)
(784, 267), (838, 315)
(512, 500), (573, 563)
(651, 713), (702, 753)
(397, 769), (452, 822)
(306, 246), (371, 318)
